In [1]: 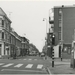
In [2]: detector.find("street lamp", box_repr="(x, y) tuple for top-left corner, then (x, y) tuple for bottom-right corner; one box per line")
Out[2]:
(43, 18), (48, 40)
(60, 7), (63, 61)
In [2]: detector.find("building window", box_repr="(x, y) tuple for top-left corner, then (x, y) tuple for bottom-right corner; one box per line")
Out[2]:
(2, 32), (4, 39)
(10, 36), (11, 43)
(5, 34), (7, 40)
(0, 44), (1, 47)
(0, 18), (2, 27)
(59, 20), (62, 27)
(2, 20), (4, 27)
(59, 9), (62, 14)
(59, 9), (62, 21)
(58, 32), (61, 40)
(4, 49), (5, 55)
(59, 27), (61, 32)
(0, 44), (1, 55)
(59, 14), (62, 20)
(0, 31), (2, 39)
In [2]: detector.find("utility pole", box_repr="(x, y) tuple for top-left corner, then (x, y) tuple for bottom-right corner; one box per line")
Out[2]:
(61, 7), (63, 61)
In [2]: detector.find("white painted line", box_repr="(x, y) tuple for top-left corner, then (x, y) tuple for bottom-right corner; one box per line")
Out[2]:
(37, 64), (43, 69)
(0, 63), (4, 65)
(1, 69), (46, 73)
(2, 63), (13, 67)
(14, 64), (23, 68)
(29, 59), (32, 60)
(25, 64), (33, 68)
(47, 67), (52, 75)
(23, 59), (27, 60)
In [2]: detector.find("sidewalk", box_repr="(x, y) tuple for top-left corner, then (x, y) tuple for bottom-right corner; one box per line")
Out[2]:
(0, 55), (28, 59)
(47, 57), (75, 74)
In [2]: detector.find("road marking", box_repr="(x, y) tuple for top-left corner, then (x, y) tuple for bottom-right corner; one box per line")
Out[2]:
(25, 64), (33, 68)
(37, 64), (43, 69)
(14, 64), (23, 68)
(0, 63), (4, 65)
(34, 59), (37, 60)
(46, 67), (52, 75)
(29, 59), (32, 60)
(2, 63), (14, 67)
(23, 59), (27, 60)
(1, 69), (46, 73)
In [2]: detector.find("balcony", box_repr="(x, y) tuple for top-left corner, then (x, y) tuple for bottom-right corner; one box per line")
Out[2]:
(49, 20), (54, 24)
(51, 24), (54, 28)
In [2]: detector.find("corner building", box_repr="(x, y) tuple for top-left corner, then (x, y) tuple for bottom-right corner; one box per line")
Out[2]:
(0, 8), (11, 57)
(54, 5), (75, 58)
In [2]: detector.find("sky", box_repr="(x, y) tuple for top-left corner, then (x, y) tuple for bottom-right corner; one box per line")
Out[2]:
(0, 0), (75, 52)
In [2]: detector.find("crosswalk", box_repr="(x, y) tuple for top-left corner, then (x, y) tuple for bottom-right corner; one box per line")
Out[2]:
(14, 64), (23, 68)
(0, 63), (43, 69)
(2, 63), (14, 67)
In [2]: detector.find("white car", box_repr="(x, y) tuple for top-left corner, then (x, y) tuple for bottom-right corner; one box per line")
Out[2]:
(41, 53), (45, 57)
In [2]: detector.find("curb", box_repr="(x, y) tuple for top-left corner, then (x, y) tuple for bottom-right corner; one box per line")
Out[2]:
(46, 67), (53, 75)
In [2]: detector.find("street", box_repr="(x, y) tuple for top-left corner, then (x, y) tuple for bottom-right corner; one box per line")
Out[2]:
(0, 55), (51, 74)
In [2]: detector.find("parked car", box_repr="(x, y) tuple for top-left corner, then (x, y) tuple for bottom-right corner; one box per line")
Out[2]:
(40, 52), (45, 57)
(29, 51), (37, 56)
(29, 52), (33, 56)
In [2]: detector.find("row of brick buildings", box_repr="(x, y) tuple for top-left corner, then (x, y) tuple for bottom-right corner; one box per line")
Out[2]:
(0, 7), (29, 58)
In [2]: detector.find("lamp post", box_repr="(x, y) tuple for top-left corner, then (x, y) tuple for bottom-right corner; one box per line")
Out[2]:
(60, 6), (64, 61)
(43, 18), (48, 58)
(43, 18), (48, 41)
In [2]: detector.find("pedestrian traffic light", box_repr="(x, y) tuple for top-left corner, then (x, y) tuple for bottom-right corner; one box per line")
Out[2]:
(52, 34), (55, 45)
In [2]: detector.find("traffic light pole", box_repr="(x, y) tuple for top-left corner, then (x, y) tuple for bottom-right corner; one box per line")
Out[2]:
(52, 45), (54, 67)
(51, 33), (55, 67)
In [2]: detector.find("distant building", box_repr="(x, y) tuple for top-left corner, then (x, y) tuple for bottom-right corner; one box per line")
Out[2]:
(50, 5), (75, 58)
(21, 37), (29, 56)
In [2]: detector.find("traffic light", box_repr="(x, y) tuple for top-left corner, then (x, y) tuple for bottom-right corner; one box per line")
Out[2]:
(52, 34), (55, 45)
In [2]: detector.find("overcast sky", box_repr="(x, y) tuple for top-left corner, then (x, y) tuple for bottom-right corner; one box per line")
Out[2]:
(0, 0), (75, 52)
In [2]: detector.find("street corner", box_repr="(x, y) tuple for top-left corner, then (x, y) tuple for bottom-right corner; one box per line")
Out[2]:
(47, 64), (75, 74)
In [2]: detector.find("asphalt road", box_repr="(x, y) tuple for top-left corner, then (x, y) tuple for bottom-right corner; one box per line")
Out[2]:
(0, 55), (51, 74)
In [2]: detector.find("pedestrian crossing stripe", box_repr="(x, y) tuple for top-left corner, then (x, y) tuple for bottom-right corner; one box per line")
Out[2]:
(25, 64), (33, 68)
(23, 59), (27, 60)
(2, 63), (14, 67)
(0, 63), (4, 65)
(28, 59), (32, 60)
(37, 65), (43, 69)
(0, 63), (43, 69)
(14, 64), (23, 68)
